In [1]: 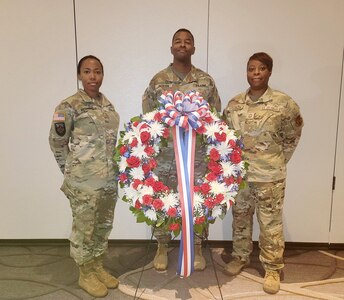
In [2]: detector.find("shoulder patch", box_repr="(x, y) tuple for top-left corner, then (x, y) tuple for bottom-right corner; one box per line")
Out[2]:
(53, 113), (65, 121)
(54, 122), (66, 136)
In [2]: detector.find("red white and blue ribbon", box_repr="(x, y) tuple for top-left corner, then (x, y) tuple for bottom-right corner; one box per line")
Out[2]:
(172, 124), (196, 277)
(159, 90), (209, 277)
(159, 91), (209, 131)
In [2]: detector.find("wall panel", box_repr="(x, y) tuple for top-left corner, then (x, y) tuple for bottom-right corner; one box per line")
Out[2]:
(208, 0), (344, 241)
(1, 0), (343, 242)
(75, 0), (209, 239)
(0, 0), (76, 238)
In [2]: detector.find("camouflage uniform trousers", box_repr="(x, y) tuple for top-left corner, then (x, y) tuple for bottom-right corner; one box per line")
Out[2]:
(232, 179), (286, 271)
(61, 180), (117, 265)
(152, 140), (208, 245)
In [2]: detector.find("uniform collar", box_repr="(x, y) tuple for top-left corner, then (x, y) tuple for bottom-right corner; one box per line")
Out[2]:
(243, 87), (273, 104)
(168, 63), (196, 81)
(78, 89), (104, 105)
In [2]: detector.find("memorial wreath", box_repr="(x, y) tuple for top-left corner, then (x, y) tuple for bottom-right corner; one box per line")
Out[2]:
(115, 91), (246, 238)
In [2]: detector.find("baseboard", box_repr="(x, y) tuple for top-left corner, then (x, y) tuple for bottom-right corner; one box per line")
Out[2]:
(0, 239), (343, 250)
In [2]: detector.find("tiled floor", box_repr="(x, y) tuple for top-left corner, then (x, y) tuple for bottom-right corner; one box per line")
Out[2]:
(0, 241), (343, 299)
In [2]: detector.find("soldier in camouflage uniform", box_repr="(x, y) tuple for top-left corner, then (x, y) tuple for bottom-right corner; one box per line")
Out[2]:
(223, 52), (303, 294)
(49, 56), (120, 298)
(142, 28), (221, 272)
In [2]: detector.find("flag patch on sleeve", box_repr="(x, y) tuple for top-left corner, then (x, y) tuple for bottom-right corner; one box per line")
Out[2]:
(53, 113), (65, 121)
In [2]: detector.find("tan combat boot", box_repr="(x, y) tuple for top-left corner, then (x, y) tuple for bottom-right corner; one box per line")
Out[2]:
(194, 244), (206, 271)
(79, 261), (108, 297)
(263, 270), (280, 294)
(93, 256), (119, 289)
(153, 243), (168, 271)
(224, 258), (249, 276)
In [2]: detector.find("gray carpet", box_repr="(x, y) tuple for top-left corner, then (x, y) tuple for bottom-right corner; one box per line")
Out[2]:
(0, 242), (343, 299)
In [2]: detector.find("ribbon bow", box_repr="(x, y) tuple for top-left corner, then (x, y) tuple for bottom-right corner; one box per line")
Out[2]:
(159, 91), (210, 130)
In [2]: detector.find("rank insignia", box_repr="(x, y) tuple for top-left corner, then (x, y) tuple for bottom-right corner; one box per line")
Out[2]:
(55, 122), (66, 136)
(295, 115), (303, 127)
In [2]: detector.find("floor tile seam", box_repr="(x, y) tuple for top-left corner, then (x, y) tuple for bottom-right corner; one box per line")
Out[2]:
(0, 278), (83, 299)
(232, 273), (344, 300)
(319, 250), (344, 261)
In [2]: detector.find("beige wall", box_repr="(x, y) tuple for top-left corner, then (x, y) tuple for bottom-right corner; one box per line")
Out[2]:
(0, 0), (343, 243)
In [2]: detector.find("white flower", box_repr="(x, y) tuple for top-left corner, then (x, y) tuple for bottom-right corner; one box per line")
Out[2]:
(153, 143), (160, 154)
(148, 121), (165, 138)
(123, 125), (143, 143)
(144, 209), (157, 221)
(151, 173), (159, 181)
(209, 181), (227, 195)
(212, 205), (223, 218)
(161, 193), (179, 210)
(225, 129), (237, 142)
(123, 186), (140, 205)
(221, 161), (236, 177)
(129, 167), (145, 180)
(139, 185), (154, 198)
(238, 161), (247, 176)
(142, 110), (158, 122)
(193, 192), (204, 210)
(204, 122), (220, 140)
(209, 111), (220, 121)
(122, 130), (136, 143)
(221, 191), (236, 210)
(118, 157), (128, 172)
(131, 143), (148, 159)
(215, 142), (232, 156)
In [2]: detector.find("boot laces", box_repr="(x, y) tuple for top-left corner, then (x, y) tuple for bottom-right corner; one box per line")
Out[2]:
(266, 270), (279, 280)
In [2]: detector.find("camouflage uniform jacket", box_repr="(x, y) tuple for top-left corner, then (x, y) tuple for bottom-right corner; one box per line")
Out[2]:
(223, 87), (303, 182)
(49, 89), (120, 189)
(142, 64), (221, 190)
(142, 64), (221, 113)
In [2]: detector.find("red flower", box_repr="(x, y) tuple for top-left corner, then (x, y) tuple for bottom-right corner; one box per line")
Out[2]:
(130, 138), (138, 147)
(162, 128), (170, 138)
(153, 181), (165, 192)
(142, 163), (151, 174)
(169, 223), (180, 231)
(209, 148), (220, 161)
(127, 156), (140, 168)
(144, 177), (155, 186)
(200, 183), (211, 195)
(228, 139), (236, 147)
(144, 146), (155, 156)
(194, 185), (201, 193)
(236, 176), (242, 184)
(215, 132), (226, 142)
(154, 112), (162, 122)
(206, 172), (217, 181)
(149, 158), (157, 169)
(167, 207), (177, 217)
(134, 200), (141, 209)
(214, 194), (224, 204)
(196, 125), (206, 134)
(231, 151), (242, 164)
(208, 160), (222, 175)
(203, 115), (214, 123)
(224, 176), (235, 186)
(142, 195), (153, 206)
(119, 145), (128, 155)
(195, 216), (205, 225)
(140, 131), (151, 144)
(132, 179), (143, 189)
(204, 198), (215, 209)
(119, 173), (128, 182)
(152, 199), (164, 210)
